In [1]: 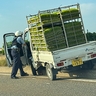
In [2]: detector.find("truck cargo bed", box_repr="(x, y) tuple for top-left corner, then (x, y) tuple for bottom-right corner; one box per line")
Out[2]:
(26, 3), (87, 52)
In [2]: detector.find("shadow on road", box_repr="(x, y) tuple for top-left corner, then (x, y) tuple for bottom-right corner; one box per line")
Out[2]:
(56, 68), (96, 81)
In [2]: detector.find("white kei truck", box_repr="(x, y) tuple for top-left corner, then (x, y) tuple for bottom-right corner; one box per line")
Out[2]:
(3, 3), (96, 80)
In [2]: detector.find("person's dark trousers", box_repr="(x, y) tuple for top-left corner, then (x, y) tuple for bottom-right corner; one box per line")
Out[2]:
(19, 59), (25, 76)
(11, 49), (19, 77)
(11, 49), (24, 77)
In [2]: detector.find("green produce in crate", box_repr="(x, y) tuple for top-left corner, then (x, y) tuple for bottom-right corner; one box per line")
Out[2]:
(44, 26), (62, 35)
(40, 12), (58, 19)
(29, 19), (85, 51)
(64, 22), (85, 46)
(27, 8), (79, 24)
(44, 26), (66, 51)
(61, 8), (79, 21)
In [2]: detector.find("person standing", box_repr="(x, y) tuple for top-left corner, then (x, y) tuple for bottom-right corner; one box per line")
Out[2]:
(11, 31), (29, 79)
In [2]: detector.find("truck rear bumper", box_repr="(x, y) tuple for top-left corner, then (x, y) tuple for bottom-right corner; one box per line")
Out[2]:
(58, 58), (96, 73)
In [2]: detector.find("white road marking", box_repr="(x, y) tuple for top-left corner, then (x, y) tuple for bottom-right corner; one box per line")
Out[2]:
(0, 72), (96, 82)
(0, 73), (10, 76)
(67, 79), (96, 83)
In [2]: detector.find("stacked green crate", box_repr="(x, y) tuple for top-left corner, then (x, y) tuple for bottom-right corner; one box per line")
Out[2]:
(39, 8), (79, 25)
(64, 22), (86, 47)
(73, 22), (86, 45)
(29, 27), (47, 51)
(61, 8), (79, 21)
(28, 12), (60, 25)
(44, 27), (66, 51)
(27, 7), (86, 51)
(27, 15), (39, 24)
(38, 11), (65, 51)
(40, 12), (61, 25)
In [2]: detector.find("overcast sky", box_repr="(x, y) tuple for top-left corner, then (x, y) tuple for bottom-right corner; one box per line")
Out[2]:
(0, 0), (96, 47)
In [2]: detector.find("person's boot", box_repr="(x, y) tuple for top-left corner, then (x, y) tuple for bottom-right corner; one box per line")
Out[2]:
(21, 72), (29, 76)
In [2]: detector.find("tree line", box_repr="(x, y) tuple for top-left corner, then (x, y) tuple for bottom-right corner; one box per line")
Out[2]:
(86, 32), (96, 41)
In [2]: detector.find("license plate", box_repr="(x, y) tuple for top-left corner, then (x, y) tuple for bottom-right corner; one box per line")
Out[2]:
(72, 58), (83, 67)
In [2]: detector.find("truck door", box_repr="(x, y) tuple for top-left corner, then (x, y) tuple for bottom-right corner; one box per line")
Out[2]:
(3, 33), (28, 67)
(23, 31), (32, 60)
(3, 33), (15, 66)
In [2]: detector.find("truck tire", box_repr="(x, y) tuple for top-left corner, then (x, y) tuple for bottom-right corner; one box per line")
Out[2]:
(46, 64), (56, 80)
(37, 66), (46, 75)
(82, 60), (94, 70)
(87, 62), (94, 70)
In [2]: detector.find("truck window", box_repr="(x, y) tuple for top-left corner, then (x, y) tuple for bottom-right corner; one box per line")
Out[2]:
(6, 35), (14, 48)
(24, 32), (30, 42)
(4, 35), (15, 61)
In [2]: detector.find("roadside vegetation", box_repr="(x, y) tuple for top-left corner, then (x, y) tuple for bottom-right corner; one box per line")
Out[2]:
(0, 55), (7, 66)
(86, 32), (96, 41)
(0, 49), (7, 66)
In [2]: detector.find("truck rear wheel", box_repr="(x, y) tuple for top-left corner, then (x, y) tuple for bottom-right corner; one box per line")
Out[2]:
(46, 64), (56, 80)
(83, 60), (94, 70)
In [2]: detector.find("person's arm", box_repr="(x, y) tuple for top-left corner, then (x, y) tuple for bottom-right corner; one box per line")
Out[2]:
(17, 37), (26, 45)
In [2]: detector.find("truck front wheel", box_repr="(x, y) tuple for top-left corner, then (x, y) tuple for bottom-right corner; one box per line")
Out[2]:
(46, 64), (56, 80)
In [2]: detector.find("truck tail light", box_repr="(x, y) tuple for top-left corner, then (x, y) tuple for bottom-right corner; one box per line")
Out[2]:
(57, 62), (64, 66)
(91, 53), (96, 58)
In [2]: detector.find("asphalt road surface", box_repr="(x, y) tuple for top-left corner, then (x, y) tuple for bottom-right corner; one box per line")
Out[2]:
(0, 66), (96, 96)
